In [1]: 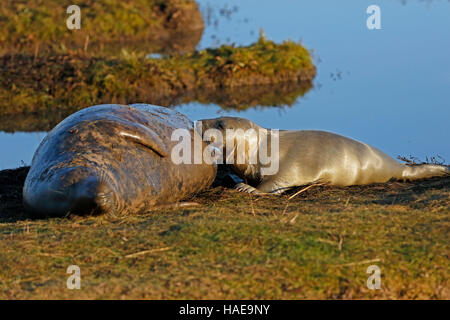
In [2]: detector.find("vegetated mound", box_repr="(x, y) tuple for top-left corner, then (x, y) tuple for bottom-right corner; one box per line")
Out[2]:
(0, 36), (316, 123)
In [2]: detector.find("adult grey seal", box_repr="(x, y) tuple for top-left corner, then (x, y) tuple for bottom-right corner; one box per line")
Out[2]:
(198, 117), (449, 194)
(23, 104), (217, 217)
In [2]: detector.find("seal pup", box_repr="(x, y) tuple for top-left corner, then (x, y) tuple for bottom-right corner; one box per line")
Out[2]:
(197, 116), (449, 194)
(23, 104), (217, 217)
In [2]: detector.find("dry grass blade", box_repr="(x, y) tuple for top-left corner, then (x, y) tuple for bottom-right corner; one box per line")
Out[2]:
(146, 202), (200, 212)
(125, 247), (171, 259)
(338, 234), (344, 251)
(288, 183), (326, 200)
(338, 258), (382, 267)
(289, 213), (299, 224)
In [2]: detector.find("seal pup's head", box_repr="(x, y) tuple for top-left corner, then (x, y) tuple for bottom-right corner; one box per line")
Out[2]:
(196, 117), (267, 183)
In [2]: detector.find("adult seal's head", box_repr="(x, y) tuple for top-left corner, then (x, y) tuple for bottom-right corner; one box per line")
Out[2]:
(197, 116), (449, 194)
(23, 104), (217, 217)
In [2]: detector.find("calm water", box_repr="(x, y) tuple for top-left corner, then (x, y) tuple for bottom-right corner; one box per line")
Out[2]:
(1, 0), (449, 169)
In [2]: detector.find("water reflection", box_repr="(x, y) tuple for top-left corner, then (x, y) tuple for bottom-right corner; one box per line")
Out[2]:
(0, 132), (46, 169)
(0, 81), (312, 132)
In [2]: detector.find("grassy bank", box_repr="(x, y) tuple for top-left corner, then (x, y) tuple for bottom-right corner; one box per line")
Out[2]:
(0, 0), (204, 55)
(0, 167), (448, 299)
(0, 36), (316, 118)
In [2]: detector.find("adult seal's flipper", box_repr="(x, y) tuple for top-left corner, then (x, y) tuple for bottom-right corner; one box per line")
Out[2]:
(96, 117), (169, 158)
(119, 126), (168, 158)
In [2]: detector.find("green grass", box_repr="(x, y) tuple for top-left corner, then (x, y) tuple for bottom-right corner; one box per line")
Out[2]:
(0, 0), (202, 55)
(0, 35), (316, 118)
(0, 168), (448, 299)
